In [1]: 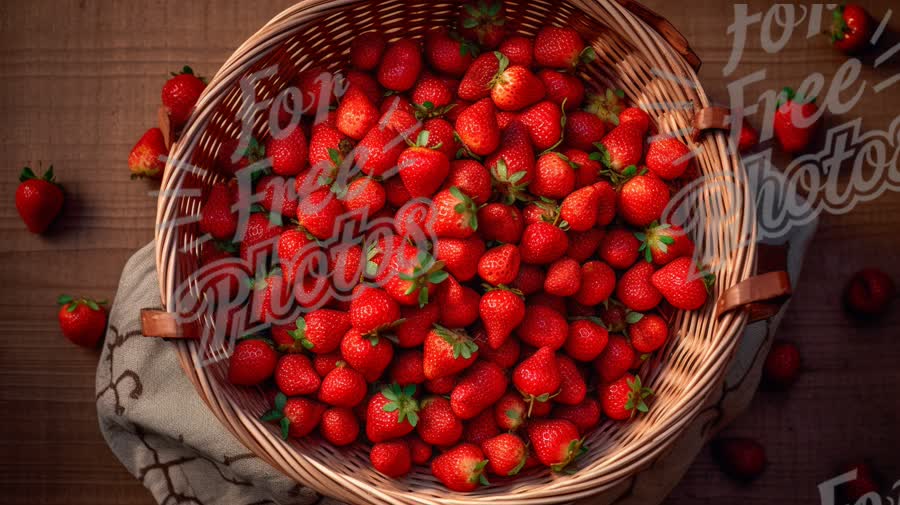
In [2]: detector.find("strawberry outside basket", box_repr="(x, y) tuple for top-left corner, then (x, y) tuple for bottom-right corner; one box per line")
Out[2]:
(145, 1), (793, 504)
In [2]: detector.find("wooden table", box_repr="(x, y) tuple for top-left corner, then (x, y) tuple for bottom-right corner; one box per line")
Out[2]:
(1, 1), (897, 504)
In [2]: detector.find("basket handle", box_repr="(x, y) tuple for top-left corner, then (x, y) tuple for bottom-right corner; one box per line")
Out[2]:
(615, 0), (702, 71)
(140, 309), (199, 339)
(716, 271), (793, 323)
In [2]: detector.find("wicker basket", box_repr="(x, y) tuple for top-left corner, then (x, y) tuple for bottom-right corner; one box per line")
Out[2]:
(148, 1), (791, 503)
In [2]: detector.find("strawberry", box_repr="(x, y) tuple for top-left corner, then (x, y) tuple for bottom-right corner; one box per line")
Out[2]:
(711, 438), (766, 482)
(398, 131), (450, 198)
(555, 355), (587, 406)
(565, 111), (605, 150)
(349, 286), (401, 334)
(384, 176), (413, 208)
(320, 407), (360, 446)
(528, 293), (567, 317)
(128, 127), (168, 179)
(477, 203), (525, 243)
(274, 354), (321, 396)
(417, 396), (464, 446)
(599, 227), (641, 270)
(296, 188), (345, 239)
(482, 433), (527, 477)
(396, 302), (441, 348)
(477, 244), (521, 286)
(559, 184), (600, 232)
(318, 362), (367, 408)
(491, 65), (545, 111)
(340, 328), (394, 382)
(366, 384), (420, 443)
(572, 261), (615, 306)
(635, 222), (695, 266)
(601, 374), (653, 421)
(773, 87), (821, 154)
(645, 136), (691, 180)
(829, 4), (873, 54)
(592, 124), (643, 171)
(628, 313), (668, 353)
(456, 97), (501, 156)
(431, 443), (489, 492)
(737, 119), (759, 153)
(371, 439), (412, 478)
(618, 107), (651, 133)
(593, 180), (617, 226)
(423, 325), (479, 380)
(539, 70), (585, 111)
(432, 237), (483, 283)
(464, 410), (502, 446)
(519, 222), (568, 265)
(616, 262), (661, 312)
(428, 187), (479, 238)
(277, 227), (321, 286)
(458, 1), (506, 49)
(513, 347), (561, 409)
(216, 136), (265, 177)
(56, 295), (107, 348)
(16, 166), (64, 234)
(228, 338), (277, 386)
(480, 287), (526, 349)
(313, 352), (343, 376)
(425, 375), (458, 395)
(378, 38), (423, 92)
(598, 303), (628, 333)
(458, 52), (505, 101)
(554, 398), (602, 433)
(266, 125), (308, 176)
(444, 160), (492, 205)
(261, 393), (324, 439)
(288, 309), (350, 353)
(161, 66), (206, 130)
(762, 340), (801, 389)
(336, 86), (378, 140)
(566, 228), (604, 263)
(407, 435), (433, 465)
(249, 269), (291, 324)
(844, 268), (896, 317)
(436, 276), (481, 328)
(493, 392), (527, 431)
(531, 152), (576, 199)
(257, 175), (299, 218)
(526, 419), (583, 472)
(544, 257), (582, 297)
(450, 361), (508, 420)
(412, 72), (454, 112)
(499, 36), (533, 67)
(650, 257), (712, 310)
(518, 101), (564, 151)
(425, 28), (476, 78)
(350, 32), (387, 71)
(389, 350), (427, 386)
(296, 67), (338, 115)
(341, 177), (386, 220)
(239, 213), (284, 273)
(485, 121), (536, 202)
(534, 26), (593, 69)
(565, 318), (608, 362)
(355, 125), (410, 178)
(617, 170), (670, 228)
(595, 335), (636, 383)
(511, 264), (545, 296)
(393, 200), (432, 239)
(423, 118), (460, 159)
(517, 305), (568, 350)
(380, 246), (448, 307)
(495, 110), (519, 129)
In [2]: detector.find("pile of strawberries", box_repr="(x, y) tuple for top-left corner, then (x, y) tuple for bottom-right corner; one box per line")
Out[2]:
(198, 2), (716, 491)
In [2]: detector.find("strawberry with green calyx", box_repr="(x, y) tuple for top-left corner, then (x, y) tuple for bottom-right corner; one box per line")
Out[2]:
(318, 362), (367, 408)
(423, 325), (479, 380)
(533, 26), (595, 69)
(585, 88), (625, 126)
(526, 419), (585, 472)
(490, 64), (545, 112)
(615, 166), (671, 228)
(57, 294), (108, 348)
(829, 4), (873, 54)
(16, 165), (64, 233)
(591, 123), (644, 172)
(490, 158), (530, 204)
(479, 285), (526, 349)
(513, 346), (561, 415)
(275, 309), (350, 354)
(482, 433), (528, 477)
(431, 443), (490, 492)
(340, 327), (395, 382)
(216, 136), (265, 177)
(494, 392), (527, 431)
(602, 374), (653, 421)
(458, 1), (506, 49)
(425, 28), (478, 78)
(128, 127), (168, 179)
(398, 130), (451, 198)
(650, 257), (714, 310)
(366, 384), (420, 443)
(773, 87), (821, 155)
(393, 249), (450, 307)
(456, 97), (501, 156)
(628, 313), (668, 354)
(228, 337), (277, 386)
(428, 187), (479, 239)
(162, 65), (207, 130)
(260, 392), (324, 440)
(635, 221), (695, 266)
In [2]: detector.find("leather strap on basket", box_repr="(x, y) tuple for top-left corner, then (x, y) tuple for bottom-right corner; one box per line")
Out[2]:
(141, 309), (200, 339)
(716, 271), (792, 323)
(616, 0), (702, 72)
(691, 106), (731, 142)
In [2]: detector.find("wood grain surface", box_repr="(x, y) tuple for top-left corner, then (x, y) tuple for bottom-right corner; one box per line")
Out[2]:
(0, 1), (897, 504)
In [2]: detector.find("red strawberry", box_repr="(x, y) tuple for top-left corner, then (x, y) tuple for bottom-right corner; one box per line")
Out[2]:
(493, 392), (527, 431)
(320, 407), (359, 446)
(277, 227), (320, 286)
(598, 303), (628, 333)
(425, 28), (476, 78)
(451, 361), (508, 420)
(628, 313), (668, 353)
(296, 188), (345, 240)
(829, 4), (873, 54)
(635, 222), (695, 266)
(436, 276), (481, 328)
(377, 38), (423, 92)
(464, 410), (501, 446)
(274, 354), (321, 396)
(408, 435), (433, 465)
(595, 335), (636, 383)
(711, 438), (767, 482)
(389, 350), (427, 386)
(412, 72), (454, 112)
(345, 70), (384, 106)
(228, 338), (277, 386)
(485, 121), (536, 202)
(384, 176), (413, 208)
(379, 246), (448, 307)
(312, 352), (342, 376)
(355, 127), (407, 178)
(366, 384), (420, 443)
(393, 200), (431, 239)
(349, 286), (401, 334)
(559, 185), (600, 232)
(434, 236), (485, 282)
(585, 88), (626, 126)
(593, 124), (644, 171)
(396, 303), (441, 348)
(482, 434), (527, 477)
(423, 325), (479, 380)
(593, 180), (617, 226)
(599, 227), (641, 270)
(572, 261), (615, 306)
(444, 160), (492, 205)
(520, 222), (568, 265)
(601, 374), (653, 421)
(249, 270), (291, 324)
(336, 86), (378, 140)
(266, 125), (308, 176)
(56, 295), (107, 348)
(477, 244), (521, 286)
(261, 393), (324, 439)
(239, 213), (283, 270)
(371, 439), (412, 478)
(762, 340), (801, 389)
(534, 26), (592, 68)
(318, 362), (367, 408)
(844, 268), (896, 317)
(773, 87), (821, 154)
(618, 107), (651, 133)
(350, 32), (387, 71)
(425, 375), (458, 395)
(431, 443), (489, 492)
(428, 187), (479, 238)
(499, 36), (533, 67)
(737, 119), (759, 153)
(651, 257), (711, 310)
(340, 328), (394, 382)
(617, 262), (662, 311)
(456, 98), (501, 156)
(458, 1), (506, 48)
(554, 398), (602, 433)
(646, 136), (691, 180)
(161, 66), (206, 130)
(341, 177), (386, 220)
(418, 396), (464, 446)
(476, 328), (521, 368)
(526, 419), (583, 471)
(477, 203), (525, 243)
(566, 228), (604, 263)
(565, 318), (608, 362)
(519, 101), (564, 151)
(531, 152), (576, 200)
(555, 355), (587, 406)
(16, 166), (64, 234)
(513, 347), (561, 408)
(296, 67), (338, 115)
(458, 52), (505, 101)
(565, 111), (605, 151)
(480, 287), (526, 349)
(543, 258), (582, 297)
(491, 65), (545, 111)
(618, 171), (670, 228)
(539, 70), (585, 111)
(286, 309), (350, 353)
(257, 175), (298, 218)
(517, 305), (569, 350)
(128, 127), (168, 179)
(398, 131), (451, 198)
(511, 264), (545, 296)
